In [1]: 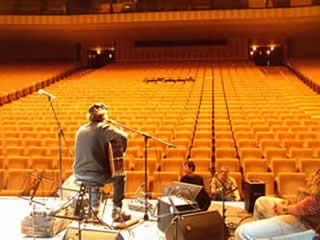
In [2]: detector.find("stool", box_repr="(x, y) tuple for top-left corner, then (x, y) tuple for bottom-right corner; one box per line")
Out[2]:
(73, 181), (103, 220)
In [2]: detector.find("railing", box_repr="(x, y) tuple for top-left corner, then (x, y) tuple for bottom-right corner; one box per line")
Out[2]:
(0, 0), (319, 15)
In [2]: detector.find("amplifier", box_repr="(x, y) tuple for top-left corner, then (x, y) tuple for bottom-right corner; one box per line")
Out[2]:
(244, 180), (265, 213)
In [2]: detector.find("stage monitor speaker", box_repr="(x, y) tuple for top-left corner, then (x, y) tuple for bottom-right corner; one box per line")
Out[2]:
(165, 210), (224, 240)
(244, 180), (265, 213)
(64, 222), (123, 240)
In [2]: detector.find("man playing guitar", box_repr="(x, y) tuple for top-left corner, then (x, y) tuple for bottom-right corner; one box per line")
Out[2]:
(73, 102), (130, 222)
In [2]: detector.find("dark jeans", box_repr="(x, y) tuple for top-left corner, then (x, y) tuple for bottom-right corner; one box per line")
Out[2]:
(76, 175), (125, 210)
(106, 175), (125, 209)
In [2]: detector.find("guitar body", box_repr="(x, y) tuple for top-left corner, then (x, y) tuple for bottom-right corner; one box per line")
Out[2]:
(108, 141), (125, 177)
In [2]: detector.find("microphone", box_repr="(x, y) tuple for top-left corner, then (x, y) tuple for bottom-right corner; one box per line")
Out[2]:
(37, 89), (56, 99)
(105, 118), (118, 125)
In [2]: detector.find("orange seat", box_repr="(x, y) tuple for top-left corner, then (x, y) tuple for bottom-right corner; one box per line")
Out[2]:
(190, 147), (212, 160)
(0, 169), (33, 196)
(215, 147), (237, 159)
(270, 159), (297, 178)
(242, 159), (268, 175)
(125, 171), (146, 198)
(300, 159), (320, 177)
(277, 172), (306, 203)
(215, 159), (240, 172)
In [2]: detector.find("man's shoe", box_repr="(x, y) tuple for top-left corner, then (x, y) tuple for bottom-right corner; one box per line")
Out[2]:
(112, 208), (131, 222)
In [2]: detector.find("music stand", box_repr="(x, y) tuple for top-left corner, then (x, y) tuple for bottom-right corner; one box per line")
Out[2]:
(107, 119), (175, 220)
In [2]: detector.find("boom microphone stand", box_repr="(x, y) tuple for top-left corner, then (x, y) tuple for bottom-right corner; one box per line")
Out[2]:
(38, 89), (73, 199)
(106, 119), (176, 221)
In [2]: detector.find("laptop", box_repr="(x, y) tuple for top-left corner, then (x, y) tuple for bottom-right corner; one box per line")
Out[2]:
(171, 181), (203, 202)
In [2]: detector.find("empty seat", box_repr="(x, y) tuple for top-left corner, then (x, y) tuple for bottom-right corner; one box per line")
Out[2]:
(264, 148), (288, 166)
(243, 159), (268, 175)
(289, 148), (314, 160)
(125, 171), (146, 198)
(6, 156), (31, 169)
(215, 131), (233, 140)
(255, 132), (275, 142)
(236, 139), (258, 148)
(260, 140), (282, 152)
(193, 139), (212, 148)
(283, 140), (305, 149)
(215, 139), (235, 148)
(31, 156), (56, 170)
(270, 159), (297, 179)
(215, 147), (237, 159)
(234, 132), (256, 141)
(300, 159), (320, 178)
(160, 159), (183, 174)
(215, 159), (240, 172)
(131, 158), (158, 174)
(166, 148), (188, 160)
(277, 172), (306, 203)
(190, 147), (212, 160)
(190, 159), (212, 172)
(0, 169), (33, 196)
(239, 148), (263, 164)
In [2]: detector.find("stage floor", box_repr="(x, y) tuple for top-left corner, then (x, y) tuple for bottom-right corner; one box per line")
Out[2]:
(0, 197), (250, 240)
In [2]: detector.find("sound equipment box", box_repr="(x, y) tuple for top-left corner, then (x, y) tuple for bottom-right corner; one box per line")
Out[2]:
(64, 222), (123, 240)
(244, 179), (265, 213)
(157, 196), (200, 233)
(165, 210), (224, 240)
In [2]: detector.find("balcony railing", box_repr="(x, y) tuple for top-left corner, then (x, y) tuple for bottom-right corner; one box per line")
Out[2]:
(0, 0), (319, 15)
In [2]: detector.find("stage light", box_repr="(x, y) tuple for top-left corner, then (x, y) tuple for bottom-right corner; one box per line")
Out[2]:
(252, 45), (257, 51)
(270, 45), (275, 51)
(250, 51), (254, 56)
(266, 50), (271, 55)
(96, 49), (101, 55)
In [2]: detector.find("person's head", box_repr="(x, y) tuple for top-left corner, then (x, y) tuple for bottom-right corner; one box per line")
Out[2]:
(310, 169), (320, 196)
(183, 161), (195, 175)
(87, 103), (108, 122)
(218, 166), (229, 181)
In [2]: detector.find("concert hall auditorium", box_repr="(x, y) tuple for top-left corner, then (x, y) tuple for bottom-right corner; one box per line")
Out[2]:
(0, 1), (320, 239)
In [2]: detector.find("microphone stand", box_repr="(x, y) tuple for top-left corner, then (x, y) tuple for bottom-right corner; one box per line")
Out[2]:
(214, 174), (228, 240)
(107, 119), (175, 221)
(46, 97), (73, 200)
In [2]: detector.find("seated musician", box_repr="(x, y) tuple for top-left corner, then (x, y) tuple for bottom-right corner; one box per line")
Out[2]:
(180, 160), (204, 187)
(180, 160), (211, 210)
(73, 103), (130, 222)
(235, 169), (320, 239)
(210, 166), (240, 201)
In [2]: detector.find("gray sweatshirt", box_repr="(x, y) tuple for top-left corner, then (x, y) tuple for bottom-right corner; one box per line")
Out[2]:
(73, 121), (127, 185)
